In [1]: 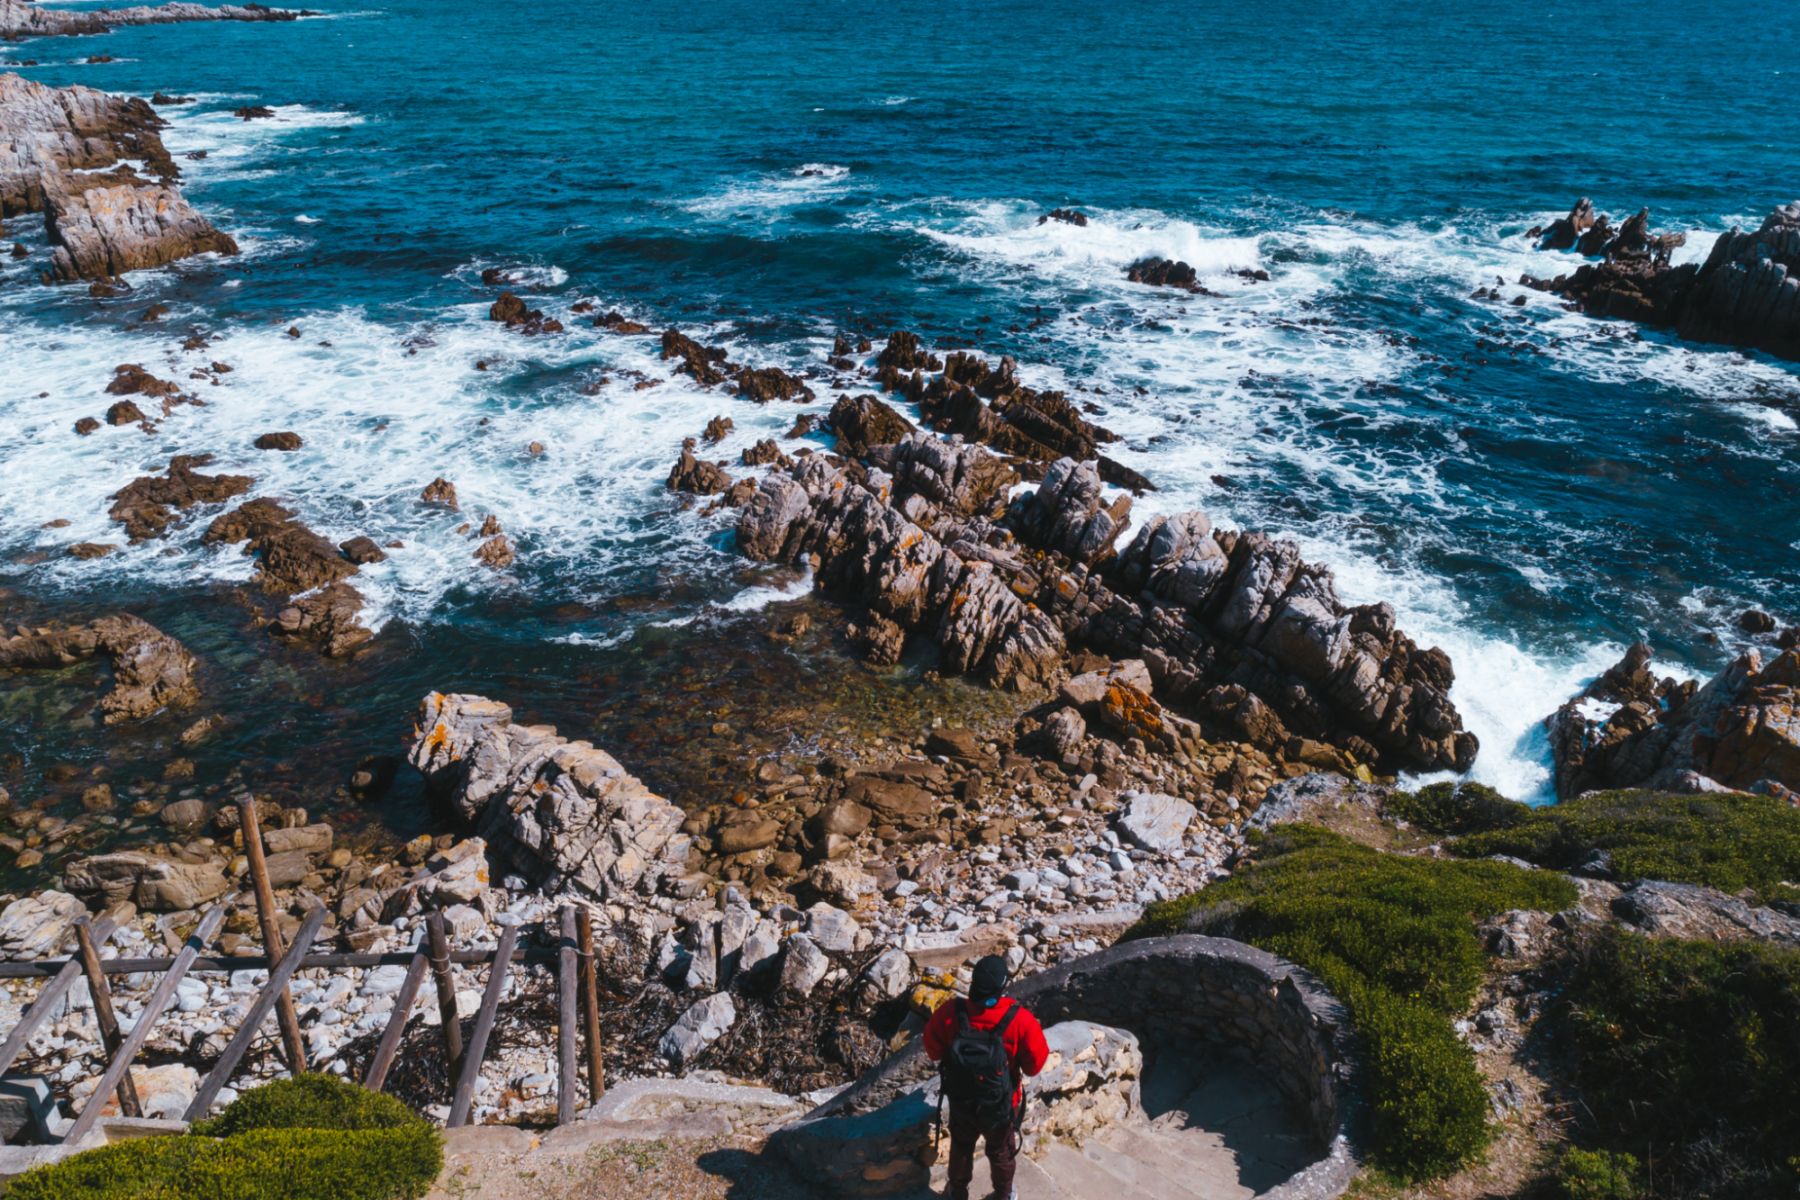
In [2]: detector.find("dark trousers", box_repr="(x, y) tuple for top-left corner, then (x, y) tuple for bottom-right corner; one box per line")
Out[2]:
(946, 1102), (1017, 1200)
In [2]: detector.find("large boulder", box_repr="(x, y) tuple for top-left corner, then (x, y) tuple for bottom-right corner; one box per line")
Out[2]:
(64, 851), (228, 912)
(1114, 792), (1195, 854)
(0, 890), (86, 960)
(407, 692), (690, 900)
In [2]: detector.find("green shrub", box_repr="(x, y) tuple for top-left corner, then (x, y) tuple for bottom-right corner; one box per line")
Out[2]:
(13, 1076), (442, 1200)
(1451, 789), (1800, 904)
(1558, 928), (1800, 1199)
(1555, 1147), (1643, 1200)
(9, 1127), (442, 1200)
(1385, 781), (1531, 837)
(1129, 826), (1575, 1179)
(193, 1072), (425, 1137)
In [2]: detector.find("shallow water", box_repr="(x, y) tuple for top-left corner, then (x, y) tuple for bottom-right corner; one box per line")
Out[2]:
(2, 0), (1797, 819)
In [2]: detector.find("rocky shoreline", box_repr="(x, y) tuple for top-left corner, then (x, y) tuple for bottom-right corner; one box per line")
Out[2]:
(0, 71), (237, 284)
(0, 0), (301, 42)
(1, 38), (1798, 1174)
(1523, 196), (1800, 361)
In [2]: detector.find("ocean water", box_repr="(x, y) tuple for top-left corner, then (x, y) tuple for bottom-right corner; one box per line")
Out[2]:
(2, 0), (1798, 808)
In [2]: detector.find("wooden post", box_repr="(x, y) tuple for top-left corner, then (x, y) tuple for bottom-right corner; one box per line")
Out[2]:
(0, 915), (116, 1078)
(64, 903), (228, 1145)
(237, 796), (307, 1075)
(447, 920), (518, 1128)
(425, 911), (463, 1077)
(184, 905), (328, 1121)
(556, 907), (579, 1124)
(73, 920), (141, 1119)
(576, 906), (605, 1100)
(362, 950), (430, 1093)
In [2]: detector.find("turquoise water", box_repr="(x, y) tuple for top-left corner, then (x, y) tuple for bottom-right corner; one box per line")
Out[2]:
(2, 0), (1798, 803)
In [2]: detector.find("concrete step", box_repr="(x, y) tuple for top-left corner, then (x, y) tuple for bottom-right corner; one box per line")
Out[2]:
(1035, 1140), (1202, 1200)
(1097, 1124), (1254, 1199)
(928, 1146), (1072, 1199)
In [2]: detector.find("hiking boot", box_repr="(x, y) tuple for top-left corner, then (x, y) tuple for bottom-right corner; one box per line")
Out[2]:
(982, 1189), (1017, 1200)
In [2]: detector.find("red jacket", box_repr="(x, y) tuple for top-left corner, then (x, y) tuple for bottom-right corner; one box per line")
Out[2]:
(923, 996), (1050, 1106)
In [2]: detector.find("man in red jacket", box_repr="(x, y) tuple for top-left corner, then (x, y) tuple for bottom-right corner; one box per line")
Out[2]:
(923, 955), (1050, 1200)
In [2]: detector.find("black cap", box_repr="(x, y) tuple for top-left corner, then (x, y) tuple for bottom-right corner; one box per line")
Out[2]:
(970, 954), (1010, 1003)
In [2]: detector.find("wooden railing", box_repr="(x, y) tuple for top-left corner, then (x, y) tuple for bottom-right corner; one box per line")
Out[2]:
(0, 797), (607, 1144)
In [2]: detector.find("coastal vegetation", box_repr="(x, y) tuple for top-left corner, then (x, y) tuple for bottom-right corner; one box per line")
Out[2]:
(9, 1075), (443, 1200)
(1130, 824), (1577, 1179)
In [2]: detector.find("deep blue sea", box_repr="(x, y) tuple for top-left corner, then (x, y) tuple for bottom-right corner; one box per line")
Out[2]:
(3, 0), (1799, 804)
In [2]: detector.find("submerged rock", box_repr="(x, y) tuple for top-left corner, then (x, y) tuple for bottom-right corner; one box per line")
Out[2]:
(0, 613), (201, 722)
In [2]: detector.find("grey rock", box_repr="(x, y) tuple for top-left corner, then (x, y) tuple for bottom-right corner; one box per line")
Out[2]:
(407, 693), (688, 902)
(804, 903), (860, 953)
(779, 934), (830, 996)
(0, 891), (86, 961)
(658, 992), (737, 1069)
(860, 948), (912, 1000)
(1115, 792), (1195, 854)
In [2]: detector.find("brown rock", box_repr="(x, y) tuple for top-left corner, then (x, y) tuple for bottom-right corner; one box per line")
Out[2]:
(203, 497), (356, 594)
(0, 613), (202, 723)
(667, 438), (732, 495)
(104, 399), (146, 426)
(420, 477), (459, 509)
(253, 431), (303, 451)
(109, 454), (253, 541)
(73, 416), (100, 436)
(339, 535), (385, 564)
(474, 533), (514, 570)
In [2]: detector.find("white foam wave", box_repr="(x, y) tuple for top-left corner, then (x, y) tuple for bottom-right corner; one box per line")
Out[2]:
(680, 164), (857, 220)
(0, 304), (828, 636)
(920, 201), (1263, 283)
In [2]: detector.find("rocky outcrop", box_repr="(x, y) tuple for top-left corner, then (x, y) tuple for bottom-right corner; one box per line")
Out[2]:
(1548, 644), (1800, 799)
(202, 497), (377, 655)
(1525, 198), (1800, 361)
(874, 337), (1152, 492)
(406, 692), (693, 901)
(0, 0), (300, 40)
(1611, 879), (1800, 946)
(108, 455), (253, 540)
(827, 393), (915, 458)
(667, 438), (732, 495)
(0, 73), (237, 282)
(733, 434), (1474, 774)
(0, 613), (200, 722)
(1125, 257), (1204, 292)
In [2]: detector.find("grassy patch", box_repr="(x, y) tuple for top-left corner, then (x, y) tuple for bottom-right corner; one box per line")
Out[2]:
(12, 1075), (442, 1200)
(1557, 928), (1800, 1200)
(1385, 781), (1531, 838)
(1129, 825), (1576, 1180)
(1451, 789), (1800, 904)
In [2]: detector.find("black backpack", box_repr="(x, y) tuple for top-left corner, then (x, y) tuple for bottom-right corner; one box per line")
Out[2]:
(938, 999), (1019, 1127)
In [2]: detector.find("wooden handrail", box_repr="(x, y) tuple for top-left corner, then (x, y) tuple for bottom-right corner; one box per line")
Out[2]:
(183, 904), (329, 1122)
(62, 903), (229, 1145)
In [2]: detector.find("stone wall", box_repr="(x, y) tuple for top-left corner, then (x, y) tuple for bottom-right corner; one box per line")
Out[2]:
(770, 934), (1359, 1199)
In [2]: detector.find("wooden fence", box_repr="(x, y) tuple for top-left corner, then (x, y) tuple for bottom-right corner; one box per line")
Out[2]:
(0, 797), (606, 1144)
